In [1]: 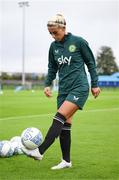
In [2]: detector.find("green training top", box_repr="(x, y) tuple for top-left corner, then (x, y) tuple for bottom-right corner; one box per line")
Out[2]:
(45, 33), (98, 94)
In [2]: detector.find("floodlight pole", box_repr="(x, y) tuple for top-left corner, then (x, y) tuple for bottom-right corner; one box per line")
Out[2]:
(18, 1), (29, 87)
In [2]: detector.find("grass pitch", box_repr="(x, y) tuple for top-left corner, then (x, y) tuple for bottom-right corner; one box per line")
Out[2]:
(0, 89), (119, 180)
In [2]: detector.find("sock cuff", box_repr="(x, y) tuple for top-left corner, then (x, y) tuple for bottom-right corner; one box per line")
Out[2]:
(54, 112), (66, 124)
(62, 122), (71, 130)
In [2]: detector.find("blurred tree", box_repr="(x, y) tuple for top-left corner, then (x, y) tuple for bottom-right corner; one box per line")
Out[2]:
(1, 72), (12, 80)
(96, 46), (119, 75)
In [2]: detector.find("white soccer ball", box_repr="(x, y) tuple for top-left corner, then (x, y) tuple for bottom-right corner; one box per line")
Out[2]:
(10, 136), (24, 155)
(0, 141), (14, 157)
(21, 127), (43, 150)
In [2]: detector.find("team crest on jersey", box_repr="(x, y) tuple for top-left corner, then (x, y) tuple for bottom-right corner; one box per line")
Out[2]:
(68, 45), (76, 52)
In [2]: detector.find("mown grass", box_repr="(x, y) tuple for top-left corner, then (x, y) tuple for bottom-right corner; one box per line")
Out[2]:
(0, 89), (119, 180)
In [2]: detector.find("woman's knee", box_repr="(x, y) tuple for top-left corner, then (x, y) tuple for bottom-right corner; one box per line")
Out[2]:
(66, 117), (72, 124)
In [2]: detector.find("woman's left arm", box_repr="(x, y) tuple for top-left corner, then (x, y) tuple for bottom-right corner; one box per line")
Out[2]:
(91, 87), (101, 98)
(80, 38), (101, 97)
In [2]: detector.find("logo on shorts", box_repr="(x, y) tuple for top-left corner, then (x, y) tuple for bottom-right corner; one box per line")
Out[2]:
(73, 96), (79, 101)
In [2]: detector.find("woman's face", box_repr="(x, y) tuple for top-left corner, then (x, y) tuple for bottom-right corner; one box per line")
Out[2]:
(48, 26), (66, 41)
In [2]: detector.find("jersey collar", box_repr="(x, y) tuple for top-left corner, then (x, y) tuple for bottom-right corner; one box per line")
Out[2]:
(55, 32), (72, 44)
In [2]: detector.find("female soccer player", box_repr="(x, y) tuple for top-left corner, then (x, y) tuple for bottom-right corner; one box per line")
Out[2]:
(22, 14), (101, 169)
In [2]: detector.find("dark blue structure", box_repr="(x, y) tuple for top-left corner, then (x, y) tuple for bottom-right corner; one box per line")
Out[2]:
(98, 72), (119, 87)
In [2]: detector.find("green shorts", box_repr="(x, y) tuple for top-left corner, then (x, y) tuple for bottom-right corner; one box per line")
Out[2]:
(57, 90), (89, 110)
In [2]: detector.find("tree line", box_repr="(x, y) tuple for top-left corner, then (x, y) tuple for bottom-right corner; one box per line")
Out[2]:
(96, 46), (118, 75)
(0, 46), (119, 80)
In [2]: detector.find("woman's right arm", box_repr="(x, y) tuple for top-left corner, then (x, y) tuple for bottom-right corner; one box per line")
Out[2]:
(44, 44), (58, 97)
(45, 44), (58, 87)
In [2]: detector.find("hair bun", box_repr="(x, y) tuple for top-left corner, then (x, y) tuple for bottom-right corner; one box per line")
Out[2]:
(47, 14), (66, 27)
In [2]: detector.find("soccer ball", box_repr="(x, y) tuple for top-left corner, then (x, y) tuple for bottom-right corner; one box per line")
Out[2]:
(10, 136), (24, 155)
(0, 141), (14, 157)
(21, 127), (43, 150)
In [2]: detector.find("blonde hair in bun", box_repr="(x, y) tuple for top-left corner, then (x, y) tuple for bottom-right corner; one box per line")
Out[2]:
(47, 14), (66, 27)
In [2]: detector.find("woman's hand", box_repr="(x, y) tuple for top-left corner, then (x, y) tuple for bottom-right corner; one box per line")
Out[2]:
(91, 87), (101, 98)
(44, 87), (52, 97)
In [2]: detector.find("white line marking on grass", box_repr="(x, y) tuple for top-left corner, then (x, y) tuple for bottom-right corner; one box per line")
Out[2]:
(0, 113), (54, 121)
(84, 107), (119, 113)
(0, 107), (119, 121)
